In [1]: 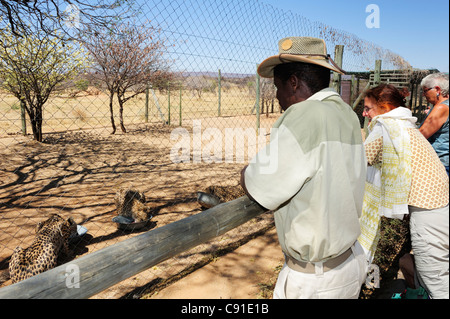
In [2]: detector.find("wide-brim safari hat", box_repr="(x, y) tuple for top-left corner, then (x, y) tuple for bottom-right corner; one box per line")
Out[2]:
(257, 37), (345, 78)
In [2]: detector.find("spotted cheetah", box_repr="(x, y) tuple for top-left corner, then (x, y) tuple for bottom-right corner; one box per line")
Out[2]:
(114, 188), (151, 222)
(9, 214), (77, 283)
(205, 185), (246, 202)
(197, 184), (246, 208)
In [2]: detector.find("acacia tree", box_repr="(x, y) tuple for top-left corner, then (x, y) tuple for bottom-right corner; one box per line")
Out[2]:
(84, 22), (171, 134)
(0, 25), (88, 141)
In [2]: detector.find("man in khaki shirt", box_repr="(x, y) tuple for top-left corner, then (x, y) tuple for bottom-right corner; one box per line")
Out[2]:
(241, 37), (367, 298)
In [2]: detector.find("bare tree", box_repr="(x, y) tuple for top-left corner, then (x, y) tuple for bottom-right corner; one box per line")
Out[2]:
(0, 0), (135, 41)
(84, 21), (171, 134)
(184, 75), (217, 99)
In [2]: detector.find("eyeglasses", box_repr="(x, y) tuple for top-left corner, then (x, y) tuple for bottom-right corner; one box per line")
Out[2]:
(422, 87), (435, 94)
(363, 106), (373, 113)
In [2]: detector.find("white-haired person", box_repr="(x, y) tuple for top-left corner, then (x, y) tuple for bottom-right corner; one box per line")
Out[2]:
(419, 72), (449, 175)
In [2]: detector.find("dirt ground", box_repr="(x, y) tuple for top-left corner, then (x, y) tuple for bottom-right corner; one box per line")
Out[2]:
(0, 115), (278, 298)
(147, 227), (284, 299)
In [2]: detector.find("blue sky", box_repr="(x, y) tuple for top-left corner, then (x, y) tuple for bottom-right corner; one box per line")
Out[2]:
(133, 0), (448, 74)
(261, 0), (449, 72)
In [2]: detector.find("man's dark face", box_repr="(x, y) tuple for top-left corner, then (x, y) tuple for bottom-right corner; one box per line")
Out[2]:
(274, 76), (292, 111)
(274, 75), (310, 111)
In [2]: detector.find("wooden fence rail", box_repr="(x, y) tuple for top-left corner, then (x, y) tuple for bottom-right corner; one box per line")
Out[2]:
(0, 196), (267, 299)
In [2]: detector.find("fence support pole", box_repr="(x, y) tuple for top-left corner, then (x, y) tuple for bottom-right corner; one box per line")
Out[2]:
(255, 64), (260, 133)
(167, 84), (171, 125)
(0, 196), (267, 299)
(350, 74), (356, 106)
(179, 87), (182, 126)
(218, 69), (222, 117)
(331, 45), (344, 94)
(374, 60), (382, 85)
(145, 85), (149, 123)
(363, 59), (382, 136)
(150, 87), (166, 123)
(20, 100), (27, 135)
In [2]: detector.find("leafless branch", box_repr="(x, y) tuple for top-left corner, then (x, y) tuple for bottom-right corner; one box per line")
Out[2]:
(0, 0), (136, 42)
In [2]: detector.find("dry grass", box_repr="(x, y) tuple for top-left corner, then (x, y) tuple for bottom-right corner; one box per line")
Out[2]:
(0, 85), (266, 138)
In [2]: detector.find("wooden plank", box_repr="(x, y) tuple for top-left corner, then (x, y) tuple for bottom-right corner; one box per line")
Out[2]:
(0, 196), (267, 299)
(368, 68), (411, 87)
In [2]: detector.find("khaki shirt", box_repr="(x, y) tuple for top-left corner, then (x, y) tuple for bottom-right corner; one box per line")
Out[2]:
(245, 88), (366, 262)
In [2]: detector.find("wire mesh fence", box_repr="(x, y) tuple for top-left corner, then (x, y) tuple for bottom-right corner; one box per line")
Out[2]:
(0, 0), (419, 298)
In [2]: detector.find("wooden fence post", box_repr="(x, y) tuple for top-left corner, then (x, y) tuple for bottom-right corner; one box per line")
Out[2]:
(363, 59), (382, 136)
(374, 60), (382, 86)
(331, 45), (344, 94)
(350, 75), (356, 106)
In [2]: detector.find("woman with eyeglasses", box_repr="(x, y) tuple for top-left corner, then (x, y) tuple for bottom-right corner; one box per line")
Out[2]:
(359, 84), (449, 299)
(419, 72), (449, 175)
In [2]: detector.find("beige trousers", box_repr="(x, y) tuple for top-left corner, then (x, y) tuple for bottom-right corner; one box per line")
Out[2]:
(273, 241), (367, 299)
(409, 205), (449, 299)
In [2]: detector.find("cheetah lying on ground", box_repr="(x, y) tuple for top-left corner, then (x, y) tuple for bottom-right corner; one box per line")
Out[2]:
(114, 188), (152, 223)
(197, 184), (246, 208)
(9, 214), (77, 283)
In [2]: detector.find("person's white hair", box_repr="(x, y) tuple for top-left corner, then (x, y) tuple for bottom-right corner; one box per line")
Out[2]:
(421, 72), (449, 97)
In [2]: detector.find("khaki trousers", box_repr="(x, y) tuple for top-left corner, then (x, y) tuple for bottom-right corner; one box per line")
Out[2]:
(273, 241), (367, 299)
(410, 205), (449, 299)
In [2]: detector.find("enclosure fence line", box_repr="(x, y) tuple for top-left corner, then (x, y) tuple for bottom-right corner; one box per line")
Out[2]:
(1, 0), (436, 299)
